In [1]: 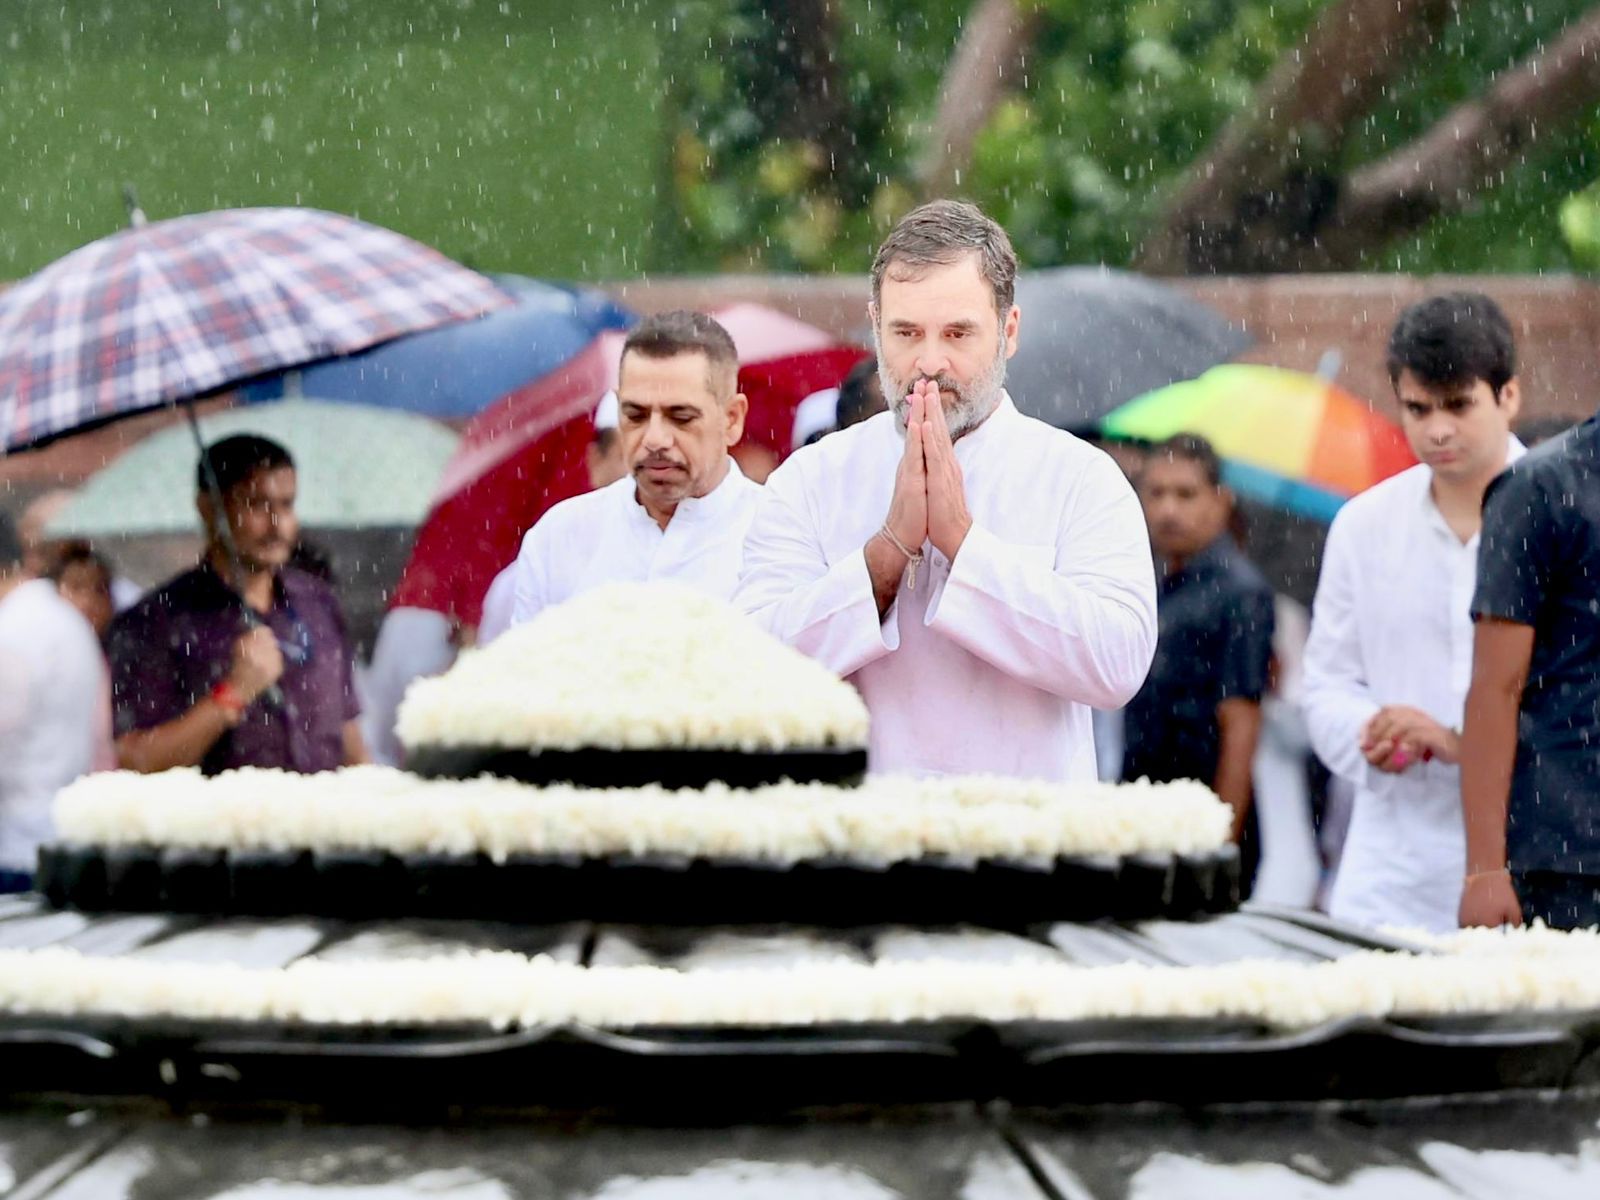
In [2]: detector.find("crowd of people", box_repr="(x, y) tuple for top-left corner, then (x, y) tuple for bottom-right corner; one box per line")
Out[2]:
(1, 199), (1595, 933)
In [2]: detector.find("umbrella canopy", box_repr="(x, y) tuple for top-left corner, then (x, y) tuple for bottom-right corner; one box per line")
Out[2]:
(1101, 364), (1417, 521)
(0, 207), (511, 453)
(43, 399), (459, 537)
(394, 305), (866, 627)
(433, 303), (865, 503)
(240, 275), (634, 419)
(1006, 267), (1250, 430)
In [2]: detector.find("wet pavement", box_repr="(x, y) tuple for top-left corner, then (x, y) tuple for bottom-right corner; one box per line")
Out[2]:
(5, 1092), (1600, 1198)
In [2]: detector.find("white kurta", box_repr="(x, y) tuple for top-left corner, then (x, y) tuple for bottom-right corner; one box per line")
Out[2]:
(0, 580), (112, 873)
(477, 565), (517, 644)
(1302, 441), (1524, 934)
(509, 459), (764, 626)
(362, 607), (457, 767)
(736, 395), (1157, 781)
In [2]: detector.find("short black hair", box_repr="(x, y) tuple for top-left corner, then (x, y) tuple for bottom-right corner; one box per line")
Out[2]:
(593, 427), (619, 452)
(620, 310), (739, 399)
(0, 510), (22, 570)
(43, 539), (109, 584)
(1386, 293), (1516, 394)
(1149, 433), (1224, 488)
(836, 356), (884, 428)
(197, 434), (294, 495)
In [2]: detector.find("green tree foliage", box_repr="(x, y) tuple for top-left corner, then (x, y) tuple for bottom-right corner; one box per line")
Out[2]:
(656, 1), (963, 271)
(659, 0), (1600, 274)
(969, 0), (1327, 267)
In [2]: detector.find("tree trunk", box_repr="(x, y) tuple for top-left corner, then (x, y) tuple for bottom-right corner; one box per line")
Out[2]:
(918, 0), (1043, 198)
(1313, 7), (1600, 267)
(1137, 0), (1456, 274)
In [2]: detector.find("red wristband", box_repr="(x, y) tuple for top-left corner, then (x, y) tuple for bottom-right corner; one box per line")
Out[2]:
(210, 681), (247, 721)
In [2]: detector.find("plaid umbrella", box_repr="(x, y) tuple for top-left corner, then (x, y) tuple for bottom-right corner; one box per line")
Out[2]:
(0, 207), (511, 453)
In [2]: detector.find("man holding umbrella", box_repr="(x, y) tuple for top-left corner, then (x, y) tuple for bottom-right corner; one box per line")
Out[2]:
(108, 435), (368, 775)
(737, 200), (1156, 780)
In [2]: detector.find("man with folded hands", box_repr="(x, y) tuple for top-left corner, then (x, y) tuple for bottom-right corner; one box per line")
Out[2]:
(737, 200), (1157, 780)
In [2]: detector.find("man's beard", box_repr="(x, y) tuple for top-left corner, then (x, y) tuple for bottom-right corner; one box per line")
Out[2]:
(876, 334), (1008, 441)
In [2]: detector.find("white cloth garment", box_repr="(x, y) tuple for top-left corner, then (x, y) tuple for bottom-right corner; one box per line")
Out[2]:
(510, 458), (763, 626)
(362, 607), (458, 768)
(477, 565), (517, 645)
(1302, 439), (1525, 933)
(736, 395), (1156, 781)
(0, 579), (112, 873)
(792, 387), (840, 450)
(1251, 596), (1320, 908)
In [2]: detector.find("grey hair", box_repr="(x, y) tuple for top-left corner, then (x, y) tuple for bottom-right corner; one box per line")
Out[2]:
(620, 310), (740, 400)
(870, 199), (1018, 317)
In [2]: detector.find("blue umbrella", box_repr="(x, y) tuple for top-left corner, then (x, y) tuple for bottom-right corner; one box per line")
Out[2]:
(240, 274), (635, 419)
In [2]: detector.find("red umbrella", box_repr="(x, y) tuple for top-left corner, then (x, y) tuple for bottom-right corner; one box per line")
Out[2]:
(391, 307), (866, 627)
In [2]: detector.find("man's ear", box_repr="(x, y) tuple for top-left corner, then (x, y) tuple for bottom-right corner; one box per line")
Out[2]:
(1500, 377), (1523, 422)
(724, 392), (750, 446)
(1003, 304), (1020, 359)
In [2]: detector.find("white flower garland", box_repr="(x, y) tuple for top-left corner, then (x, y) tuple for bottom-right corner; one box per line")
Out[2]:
(1, 927), (1597, 1030)
(53, 767), (1231, 864)
(396, 582), (871, 753)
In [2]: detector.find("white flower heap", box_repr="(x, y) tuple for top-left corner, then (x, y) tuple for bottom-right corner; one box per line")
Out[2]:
(396, 582), (870, 754)
(54, 767), (1231, 866)
(5, 926), (1600, 1031)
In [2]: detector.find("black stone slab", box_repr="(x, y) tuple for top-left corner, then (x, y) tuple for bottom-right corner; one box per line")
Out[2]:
(404, 743), (868, 789)
(37, 845), (1242, 925)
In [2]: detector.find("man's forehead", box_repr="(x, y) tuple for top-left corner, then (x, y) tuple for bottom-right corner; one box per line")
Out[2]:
(617, 350), (727, 405)
(876, 255), (1001, 321)
(229, 465), (296, 496)
(1143, 456), (1210, 486)
(1395, 369), (1490, 403)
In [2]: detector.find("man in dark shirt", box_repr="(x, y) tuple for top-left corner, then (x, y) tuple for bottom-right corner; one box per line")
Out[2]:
(1123, 435), (1275, 852)
(108, 435), (367, 775)
(1460, 413), (1600, 928)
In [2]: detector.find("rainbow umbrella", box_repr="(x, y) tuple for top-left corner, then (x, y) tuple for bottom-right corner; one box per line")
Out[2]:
(1100, 364), (1416, 521)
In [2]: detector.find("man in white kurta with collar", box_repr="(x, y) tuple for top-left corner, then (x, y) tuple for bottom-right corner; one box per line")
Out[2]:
(737, 201), (1157, 781)
(1303, 292), (1525, 933)
(510, 311), (763, 627)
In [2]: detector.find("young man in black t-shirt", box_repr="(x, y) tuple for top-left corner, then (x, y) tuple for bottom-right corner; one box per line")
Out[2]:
(1460, 413), (1600, 928)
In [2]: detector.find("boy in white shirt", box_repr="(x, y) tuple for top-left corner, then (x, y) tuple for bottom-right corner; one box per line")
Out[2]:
(1302, 293), (1523, 933)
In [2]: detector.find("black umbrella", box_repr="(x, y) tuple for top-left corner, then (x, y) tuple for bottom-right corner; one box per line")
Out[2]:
(1006, 267), (1250, 430)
